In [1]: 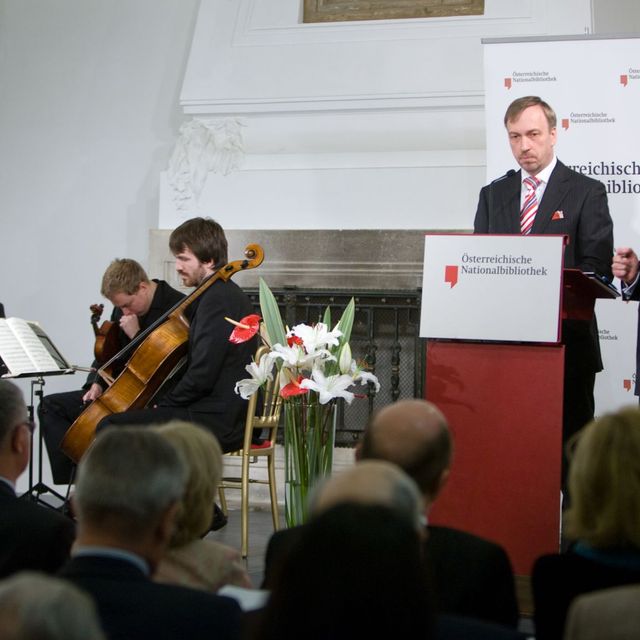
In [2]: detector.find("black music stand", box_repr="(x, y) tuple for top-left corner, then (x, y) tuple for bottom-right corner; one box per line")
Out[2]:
(25, 375), (69, 506)
(0, 316), (75, 508)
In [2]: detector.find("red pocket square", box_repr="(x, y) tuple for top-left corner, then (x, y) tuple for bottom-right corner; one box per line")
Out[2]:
(552, 210), (564, 220)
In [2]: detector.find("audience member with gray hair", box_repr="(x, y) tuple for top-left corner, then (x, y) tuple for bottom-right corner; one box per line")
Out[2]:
(259, 467), (527, 640)
(0, 380), (74, 578)
(0, 571), (105, 640)
(309, 459), (425, 532)
(358, 399), (519, 628)
(255, 502), (434, 640)
(59, 427), (242, 640)
(263, 399), (518, 629)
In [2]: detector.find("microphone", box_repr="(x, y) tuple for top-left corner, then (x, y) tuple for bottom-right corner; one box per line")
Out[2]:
(491, 168), (517, 184)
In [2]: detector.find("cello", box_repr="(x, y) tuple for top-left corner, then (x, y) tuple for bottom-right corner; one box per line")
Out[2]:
(61, 244), (264, 463)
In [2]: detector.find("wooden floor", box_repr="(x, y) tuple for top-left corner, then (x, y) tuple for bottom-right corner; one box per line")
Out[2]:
(205, 504), (278, 588)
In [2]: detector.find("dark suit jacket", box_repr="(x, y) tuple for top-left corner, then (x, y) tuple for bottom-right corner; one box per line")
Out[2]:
(59, 554), (242, 640)
(263, 523), (518, 628)
(157, 278), (255, 451)
(532, 550), (640, 640)
(0, 481), (75, 577)
(474, 160), (614, 375)
(436, 615), (529, 640)
(425, 525), (519, 628)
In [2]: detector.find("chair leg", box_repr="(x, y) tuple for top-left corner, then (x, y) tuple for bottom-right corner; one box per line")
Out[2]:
(241, 454), (250, 558)
(267, 454), (280, 531)
(218, 486), (228, 516)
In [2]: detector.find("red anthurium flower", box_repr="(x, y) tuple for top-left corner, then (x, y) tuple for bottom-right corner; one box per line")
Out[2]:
(287, 334), (303, 347)
(280, 376), (308, 399)
(227, 314), (262, 344)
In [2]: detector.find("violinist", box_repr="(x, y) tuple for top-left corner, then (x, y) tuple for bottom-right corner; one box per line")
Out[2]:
(39, 259), (184, 484)
(96, 218), (257, 456)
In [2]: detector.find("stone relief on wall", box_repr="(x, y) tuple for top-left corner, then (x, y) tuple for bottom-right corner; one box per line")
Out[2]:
(167, 118), (245, 210)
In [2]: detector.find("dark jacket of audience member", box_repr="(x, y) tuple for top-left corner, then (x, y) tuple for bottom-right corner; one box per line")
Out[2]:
(255, 503), (434, 640)
(0, 483), (74, 578)
(0, 380), (75, 578)
(424, 524), (518, 627)
(263, 522), (520, 633)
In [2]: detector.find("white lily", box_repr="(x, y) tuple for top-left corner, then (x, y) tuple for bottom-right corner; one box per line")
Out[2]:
(300, 368), (355, 405)
(270, 343), (304, 367)
(271, 342), (334, 371)
(234, 354), (275, 399)
(290, 322), (342, 353)
(338, 343), (353, 375)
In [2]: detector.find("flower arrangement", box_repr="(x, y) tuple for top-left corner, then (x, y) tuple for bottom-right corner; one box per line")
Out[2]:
(229, 278), (380, 526)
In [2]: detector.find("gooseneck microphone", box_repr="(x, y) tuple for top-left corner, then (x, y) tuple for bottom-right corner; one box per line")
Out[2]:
(491, 168), (517, 185)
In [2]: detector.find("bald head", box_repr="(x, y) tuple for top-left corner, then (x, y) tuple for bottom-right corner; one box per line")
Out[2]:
(311, 460), (423, 531)
(359, 399), (452, 502)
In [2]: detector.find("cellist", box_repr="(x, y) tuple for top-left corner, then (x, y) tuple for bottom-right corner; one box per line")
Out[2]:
(96, 218), (257, 458)
(39, 259), (184, 485)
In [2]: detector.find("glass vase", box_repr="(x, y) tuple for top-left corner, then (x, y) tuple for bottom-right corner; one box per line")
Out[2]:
(283, 394), (337, 527)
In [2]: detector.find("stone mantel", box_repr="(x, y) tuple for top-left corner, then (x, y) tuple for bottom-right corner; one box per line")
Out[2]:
(150, 228), (469, 292)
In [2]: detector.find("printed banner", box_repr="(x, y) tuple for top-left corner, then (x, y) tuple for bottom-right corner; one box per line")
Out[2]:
(483, 35), (640, 413)
(420, 234), (564, 342)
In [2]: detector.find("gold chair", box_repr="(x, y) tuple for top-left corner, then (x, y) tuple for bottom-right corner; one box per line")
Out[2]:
(218, 345), (282, 558)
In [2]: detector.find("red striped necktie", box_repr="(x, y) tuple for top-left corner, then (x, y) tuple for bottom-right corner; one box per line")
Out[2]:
(520, 175), (540, 235)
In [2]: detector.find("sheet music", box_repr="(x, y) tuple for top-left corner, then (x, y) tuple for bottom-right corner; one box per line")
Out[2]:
(0, 318), (60, 376)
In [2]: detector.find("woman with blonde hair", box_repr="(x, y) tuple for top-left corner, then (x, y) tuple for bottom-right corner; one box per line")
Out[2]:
(153, 420), (252, 592)
(532, 406), (640, 640)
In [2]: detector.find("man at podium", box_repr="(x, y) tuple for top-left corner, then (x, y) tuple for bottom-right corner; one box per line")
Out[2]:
(474, 96), (614, 479)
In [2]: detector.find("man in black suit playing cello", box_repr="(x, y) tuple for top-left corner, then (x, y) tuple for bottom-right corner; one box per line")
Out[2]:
(97, 217), (256, 454)
(39, 259), (183, 484)
(474, 96), (614, 472)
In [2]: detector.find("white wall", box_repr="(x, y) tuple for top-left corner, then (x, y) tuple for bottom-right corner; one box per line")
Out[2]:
(0, 0), (200, 489)
(159, 0), (594, 229)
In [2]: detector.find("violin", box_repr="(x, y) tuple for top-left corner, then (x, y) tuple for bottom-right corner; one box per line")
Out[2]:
(62, 244), (264, 463)
(90, 303), (120, 365)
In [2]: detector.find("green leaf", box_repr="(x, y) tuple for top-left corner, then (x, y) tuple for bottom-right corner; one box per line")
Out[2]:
(259, 278), (287, 347)
(336, 298), (355, 345)
(322, 306), (331, 328)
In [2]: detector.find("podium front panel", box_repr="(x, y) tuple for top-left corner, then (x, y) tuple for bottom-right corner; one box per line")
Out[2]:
(420, 234), (564, 343)
(426, 339), (563, 576)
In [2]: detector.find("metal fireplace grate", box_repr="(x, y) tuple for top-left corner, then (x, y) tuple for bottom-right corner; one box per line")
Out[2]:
(246, 287), (424, 447)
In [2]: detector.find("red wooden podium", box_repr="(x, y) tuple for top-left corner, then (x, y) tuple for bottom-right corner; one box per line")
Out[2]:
(420, 234), (618, 576)
(425, 340), (563, 575)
